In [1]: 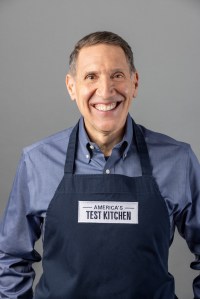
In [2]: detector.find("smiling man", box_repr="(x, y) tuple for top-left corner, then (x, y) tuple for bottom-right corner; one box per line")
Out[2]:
(0, 31), (200, 299)
(66, 43), (138, 156)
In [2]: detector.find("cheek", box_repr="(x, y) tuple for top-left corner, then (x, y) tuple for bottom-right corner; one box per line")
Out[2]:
(77, 86), (95, 102)
(118, 83), (133, 99)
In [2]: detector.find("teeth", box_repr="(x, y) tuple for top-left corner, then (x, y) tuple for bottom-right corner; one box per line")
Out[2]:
(94, 103), (117, 111)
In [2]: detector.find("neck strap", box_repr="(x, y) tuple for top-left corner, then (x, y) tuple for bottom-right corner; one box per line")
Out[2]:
(64, 119), (152, 176)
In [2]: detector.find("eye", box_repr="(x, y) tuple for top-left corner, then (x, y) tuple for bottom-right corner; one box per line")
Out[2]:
(112, 72), (125, 80)
(85, 73), (97, 80)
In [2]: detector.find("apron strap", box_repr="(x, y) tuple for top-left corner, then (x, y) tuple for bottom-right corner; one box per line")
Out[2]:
(64, 118), (152, 176)
(132, 120), (152, 176)
(64, 122), (79, 174)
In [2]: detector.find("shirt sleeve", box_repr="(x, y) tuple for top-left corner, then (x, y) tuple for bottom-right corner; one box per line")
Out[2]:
(174, 146), (200, 298)
(0, 151), (42, 299)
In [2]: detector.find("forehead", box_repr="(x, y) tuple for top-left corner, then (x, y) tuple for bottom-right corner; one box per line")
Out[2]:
(76, 44), (129, 72)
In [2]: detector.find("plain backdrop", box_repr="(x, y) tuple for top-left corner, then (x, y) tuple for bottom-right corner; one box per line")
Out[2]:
(0, 0), (199, 298)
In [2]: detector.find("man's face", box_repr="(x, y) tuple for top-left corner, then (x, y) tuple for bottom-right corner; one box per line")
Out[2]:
(66, 44), (138, 140)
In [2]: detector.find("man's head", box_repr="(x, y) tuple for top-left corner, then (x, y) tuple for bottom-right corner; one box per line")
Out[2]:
(66, 31), (139, 144)
(69, 31), (136, 76)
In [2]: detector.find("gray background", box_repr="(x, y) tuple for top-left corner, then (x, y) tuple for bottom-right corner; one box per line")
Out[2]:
(0, 0), (199, 298)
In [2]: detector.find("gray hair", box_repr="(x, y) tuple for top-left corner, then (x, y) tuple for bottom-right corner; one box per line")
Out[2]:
(69, 31), (136, 75)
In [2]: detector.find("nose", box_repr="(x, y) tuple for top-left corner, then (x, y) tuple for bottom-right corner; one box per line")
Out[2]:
(96, 76), (115, 98)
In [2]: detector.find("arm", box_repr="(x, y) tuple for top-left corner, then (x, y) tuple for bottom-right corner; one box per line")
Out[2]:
(0, 152), (42, 299)
(175, 146), (200, 298)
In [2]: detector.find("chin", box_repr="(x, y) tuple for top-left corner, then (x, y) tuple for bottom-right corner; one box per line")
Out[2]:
(95, 122), (122, 134)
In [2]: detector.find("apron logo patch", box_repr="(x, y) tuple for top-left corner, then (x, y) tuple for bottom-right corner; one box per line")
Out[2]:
(78, 201), (138, 224)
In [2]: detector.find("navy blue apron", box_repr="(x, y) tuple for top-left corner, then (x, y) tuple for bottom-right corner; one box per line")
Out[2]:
(34, 119), (177, 299)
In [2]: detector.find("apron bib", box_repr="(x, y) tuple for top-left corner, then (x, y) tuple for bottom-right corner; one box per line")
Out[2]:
(34, 120), (176, 299)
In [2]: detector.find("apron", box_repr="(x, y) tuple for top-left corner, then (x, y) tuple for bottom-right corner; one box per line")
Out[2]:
(34, 119), (177, 299)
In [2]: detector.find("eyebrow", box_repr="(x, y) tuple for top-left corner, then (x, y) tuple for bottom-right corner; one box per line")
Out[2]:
(83, 68), (127, 75)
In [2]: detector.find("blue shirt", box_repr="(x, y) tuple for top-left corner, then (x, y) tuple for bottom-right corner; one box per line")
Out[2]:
(0, 114), (200, 298)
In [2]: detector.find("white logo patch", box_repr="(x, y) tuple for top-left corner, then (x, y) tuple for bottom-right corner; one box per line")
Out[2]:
(78, 201), (138, 224)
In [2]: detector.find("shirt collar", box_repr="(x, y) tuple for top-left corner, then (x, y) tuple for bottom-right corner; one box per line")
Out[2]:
(78, 114), (133, 161)
(114, 114), (133, 159)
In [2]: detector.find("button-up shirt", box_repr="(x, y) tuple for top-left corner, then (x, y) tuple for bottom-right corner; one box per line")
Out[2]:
(0, 114), (200, 298)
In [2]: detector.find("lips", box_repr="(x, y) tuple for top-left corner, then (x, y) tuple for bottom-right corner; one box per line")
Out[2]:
(93, 102), (119, 111)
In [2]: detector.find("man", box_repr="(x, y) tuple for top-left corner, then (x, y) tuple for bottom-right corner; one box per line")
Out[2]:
(0, 31), (199, 299)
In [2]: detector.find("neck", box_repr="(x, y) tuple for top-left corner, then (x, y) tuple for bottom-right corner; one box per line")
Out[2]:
(86, 127), (125, 156)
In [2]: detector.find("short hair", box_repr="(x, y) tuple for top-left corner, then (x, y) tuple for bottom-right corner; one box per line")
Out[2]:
(69, 31), (136, 75)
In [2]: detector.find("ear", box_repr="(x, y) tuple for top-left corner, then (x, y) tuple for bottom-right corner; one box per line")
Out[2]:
(66, 74), (76, 101)
(132, 71), (139, 98)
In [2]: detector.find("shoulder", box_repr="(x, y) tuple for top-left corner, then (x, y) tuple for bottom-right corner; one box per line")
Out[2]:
(22, 126), (74, 160)
(139, 124), (190, 150)
(137, 124), (191, 164)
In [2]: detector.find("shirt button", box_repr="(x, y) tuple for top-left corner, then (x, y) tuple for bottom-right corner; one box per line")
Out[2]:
(86, 154), (90, 159)
(105, 169), (110, 174)
(90, 145), (94, 150)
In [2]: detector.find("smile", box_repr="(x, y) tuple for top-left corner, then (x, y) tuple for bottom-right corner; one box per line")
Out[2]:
(94, 102), (120, 112)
